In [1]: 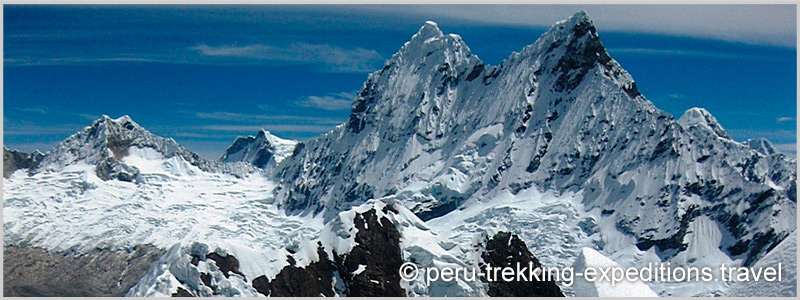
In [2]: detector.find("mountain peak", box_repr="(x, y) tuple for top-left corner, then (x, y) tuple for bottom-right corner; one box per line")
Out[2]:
(552, 10), (594, 35)
(566, 10), (591, 26)
(678, 107), (729, 139)
(221, 130), (298, 167)
(92, 114), (141, 133)
(390, 21), (473, 65)
(413, 21), (443, 41)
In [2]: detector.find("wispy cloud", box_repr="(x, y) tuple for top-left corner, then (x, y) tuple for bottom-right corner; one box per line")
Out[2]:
(354, 5), (796, 48)
(666, 93), (686, 100)
(2, 124), (85, 136)
(607, 48), (789, 61)
(776, 117), (795, 123)
(14, 106), (50, 114)
(198, 124), (338, 133)
(773, 143), (797, 156)
(727, 129), (796, 144)
(4, 57), (170, 67)
(194, 111), (343, 125)
(652, 93), (687, 102)
(296, 92), (354, 111)
(191, 42), (384, 73)
(6, 42), (384, 73)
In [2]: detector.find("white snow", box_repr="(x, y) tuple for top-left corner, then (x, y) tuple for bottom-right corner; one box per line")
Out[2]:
(572, 247), (659, 297)
(726, 231), (797, 297)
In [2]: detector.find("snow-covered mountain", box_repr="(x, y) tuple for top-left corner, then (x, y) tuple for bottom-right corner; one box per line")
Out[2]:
(3, 11), (796, 297)
(220, 129), (298, 168)
(29, 115), (258, 181)
(274, 11), (795, 275)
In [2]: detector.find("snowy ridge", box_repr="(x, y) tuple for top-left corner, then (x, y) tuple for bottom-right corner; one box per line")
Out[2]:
(124, 197), (486, 296)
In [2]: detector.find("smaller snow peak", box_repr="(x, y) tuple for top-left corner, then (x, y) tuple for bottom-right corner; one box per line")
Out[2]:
(220, 129), (298, 167)
(678, 107), (730, 139)
(746, 138), (779, 156)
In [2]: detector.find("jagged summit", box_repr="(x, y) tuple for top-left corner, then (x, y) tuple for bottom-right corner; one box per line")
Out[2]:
(415, 21), (443, 40)
(561, 10), (591, 28)
(387, 20), (476, 68)
(678, 107), (729, 139)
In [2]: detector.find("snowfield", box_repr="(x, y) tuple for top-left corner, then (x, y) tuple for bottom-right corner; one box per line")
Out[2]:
(4, 147), (324, 289)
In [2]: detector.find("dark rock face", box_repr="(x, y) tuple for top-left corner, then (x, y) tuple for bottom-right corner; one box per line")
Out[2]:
(245, 206), (405, 297)
(254, 244), (335, 297)
(3, 147), (43, 178)
(206, 252), (246, 279)
(95, 157), (140, 182)
(171, 287), (194, 297)
(480, 232), (565, 297)
(335, 206), (405, 296)
(3, 245), (164, 297)
(181, 250), (249, 296)
(551, 14), (613, 93)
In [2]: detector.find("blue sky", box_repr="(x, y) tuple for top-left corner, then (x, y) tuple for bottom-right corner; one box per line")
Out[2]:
(3, 5), (797, 158)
